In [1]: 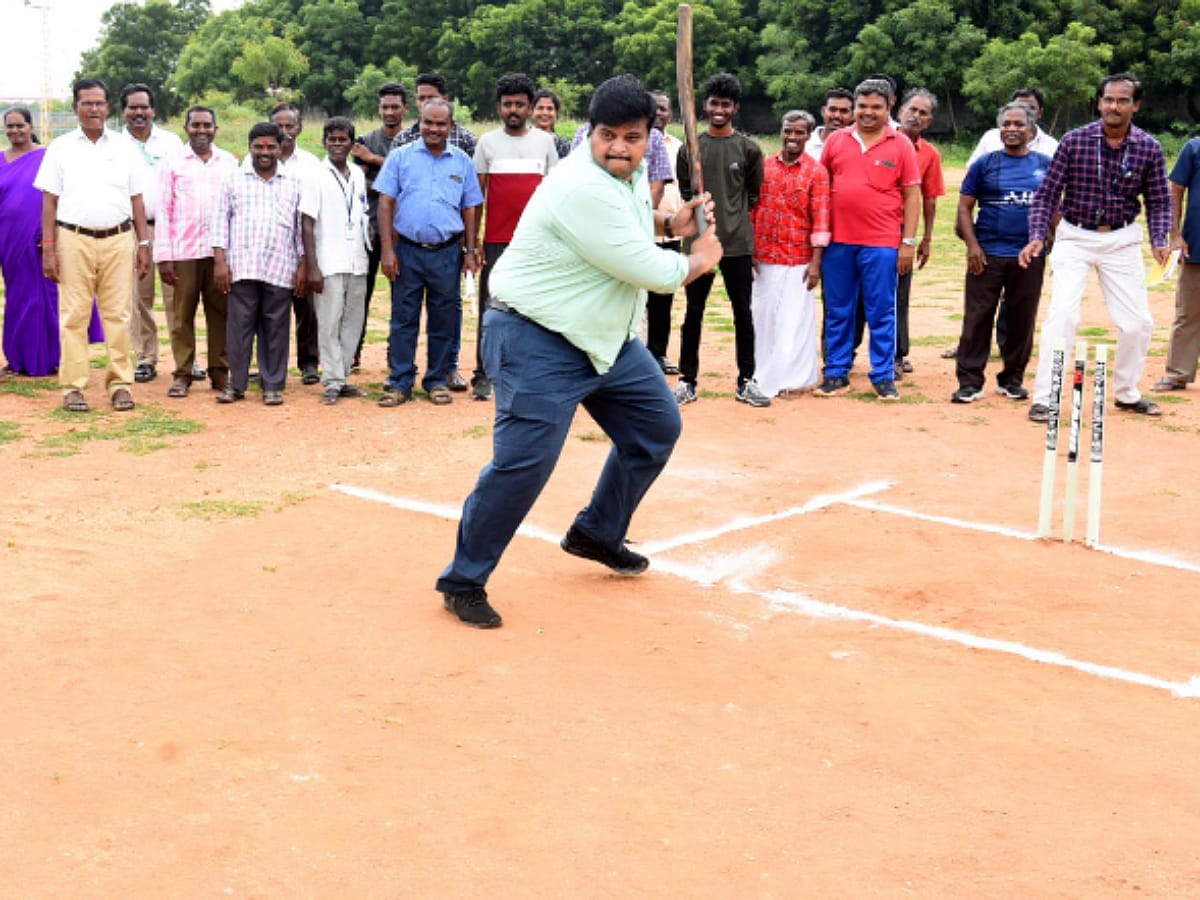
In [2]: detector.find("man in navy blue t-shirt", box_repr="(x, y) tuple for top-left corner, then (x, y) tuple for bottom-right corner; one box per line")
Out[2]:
(951, 102), (1053, 403)
(1151, 136), (1200, 392)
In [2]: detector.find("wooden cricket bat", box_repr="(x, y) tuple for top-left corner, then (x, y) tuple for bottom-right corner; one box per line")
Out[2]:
(676, 3), (708, 234)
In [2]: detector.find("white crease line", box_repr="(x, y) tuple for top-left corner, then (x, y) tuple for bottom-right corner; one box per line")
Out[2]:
(639, 480), (896, 554)
(844, 498), (1200, 574)
(758, 588), (1200, 699)
(330, 482), (1200, 699)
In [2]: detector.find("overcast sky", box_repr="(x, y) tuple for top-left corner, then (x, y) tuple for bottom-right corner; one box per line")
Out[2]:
(3, 0), (244, 101)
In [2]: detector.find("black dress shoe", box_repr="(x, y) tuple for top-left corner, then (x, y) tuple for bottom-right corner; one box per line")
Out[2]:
(301, 366), (320, 385)
(134, 362), (156, 383)
(560, 524), (648, 574)
(443, 588), (502, 628)
(447, 369), (468, 391)
(657, 356), (680, 375)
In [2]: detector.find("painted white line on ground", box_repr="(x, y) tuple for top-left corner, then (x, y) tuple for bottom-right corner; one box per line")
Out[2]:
(332, 482), (1200, 699)
(638, 480), (895, 554)
(844, 497), (1200, 574)
(755, 588), (1200, 699)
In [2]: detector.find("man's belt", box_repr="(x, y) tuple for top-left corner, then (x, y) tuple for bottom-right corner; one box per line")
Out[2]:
(1065, 216), (1134, 233)
(56, 219), (132, 239)
(396, 232), (461, 251)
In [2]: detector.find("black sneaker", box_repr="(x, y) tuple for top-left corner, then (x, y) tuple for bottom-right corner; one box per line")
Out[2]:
(134, 362), (156, 383)
(301, 366), (320, 385)
(471, 373), (493, 401)
(735, 378), (771, 407)
(443, 588), (502, 628)
(560, 524), (648, 574)
(814, 375), (851, 397)
(1028, 403), (1050, 423)
(952, 386), (984, 403)
(874, 379), (900, 401)
(996, 383), (1029, 400)
(1114, 397), (1162, 416)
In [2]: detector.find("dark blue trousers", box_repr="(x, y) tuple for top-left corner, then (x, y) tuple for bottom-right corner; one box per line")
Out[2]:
(436, 308), (682, 593)
(385, 240), (461, 393)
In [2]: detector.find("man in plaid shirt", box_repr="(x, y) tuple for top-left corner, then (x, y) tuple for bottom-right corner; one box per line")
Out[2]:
(1020, 72), (1172, 421)
(211, 122), (317, 406)
(155, 105), (238, 397)
(749, 110), (830, 397)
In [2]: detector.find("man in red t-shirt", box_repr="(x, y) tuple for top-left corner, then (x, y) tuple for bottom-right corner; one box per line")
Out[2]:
(816, 78), (921, 400)
(471, 73), (558, 400)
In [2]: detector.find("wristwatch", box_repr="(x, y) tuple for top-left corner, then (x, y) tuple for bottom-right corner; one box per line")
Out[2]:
(137, 239), (152, 248)
(900, 237), (917, 247)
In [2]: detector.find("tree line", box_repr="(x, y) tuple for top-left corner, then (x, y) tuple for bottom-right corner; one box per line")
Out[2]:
(78, 0), (1200, 133)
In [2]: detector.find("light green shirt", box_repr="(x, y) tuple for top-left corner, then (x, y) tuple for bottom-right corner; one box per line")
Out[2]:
(488, 147), (690, 373)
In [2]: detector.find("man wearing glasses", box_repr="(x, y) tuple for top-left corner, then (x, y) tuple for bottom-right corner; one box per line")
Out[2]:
(1020, 72), (1171, 422)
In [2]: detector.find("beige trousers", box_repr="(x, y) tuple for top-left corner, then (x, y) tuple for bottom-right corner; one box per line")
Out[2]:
(57, 227), (135, 395)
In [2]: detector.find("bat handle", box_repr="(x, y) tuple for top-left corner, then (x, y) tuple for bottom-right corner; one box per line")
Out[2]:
(692, 203), (708, 236)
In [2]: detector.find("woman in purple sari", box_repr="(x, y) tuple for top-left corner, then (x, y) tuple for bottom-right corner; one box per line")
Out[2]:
(1, 107), (102, 375)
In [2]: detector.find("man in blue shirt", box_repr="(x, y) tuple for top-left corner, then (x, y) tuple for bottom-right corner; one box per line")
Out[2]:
(375, 99), (482, 406)
(1151, 137), (1200, 392)
(952, 102), (1052, 403)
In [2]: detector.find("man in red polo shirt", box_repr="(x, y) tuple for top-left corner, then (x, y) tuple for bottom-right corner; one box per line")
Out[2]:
(816, 78), (921, 400)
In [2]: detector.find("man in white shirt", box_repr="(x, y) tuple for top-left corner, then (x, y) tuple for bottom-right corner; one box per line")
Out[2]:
(805, 88), (854, 162)
(36, 77), (152, 413)
(307, 117), (371, 405)
(120, 83), (183, 384)
(967, 87), (1059, 166)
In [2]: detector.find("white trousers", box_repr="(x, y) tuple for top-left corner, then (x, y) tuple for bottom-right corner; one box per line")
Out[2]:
(314, 272), (367, 389)
(1031, 221), (1153, 405)
(751, 262), (819, 396)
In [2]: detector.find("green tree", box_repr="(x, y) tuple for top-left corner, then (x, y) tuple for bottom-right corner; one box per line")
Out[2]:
(345, 58), (419, 119)
(231, 35), (309, 99)
(1150, 0), (1200, 121)
(171, 10), (273, 102)
(370, 0), (483, 76)
(74, 0), (210, 118)
(296, 0), (371, 114)
(609, 0), (757, 97)
(963, 23), (1111, 132)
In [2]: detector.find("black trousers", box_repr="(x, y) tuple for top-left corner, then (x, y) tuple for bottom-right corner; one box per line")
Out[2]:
(679, 253), (755, 387)
(354, 237), (383, 366)
(646, 239), (682, 360)
(956, 255), (1045, 390)
(293, 290), (319, 370)
(228, 280), (293, 392)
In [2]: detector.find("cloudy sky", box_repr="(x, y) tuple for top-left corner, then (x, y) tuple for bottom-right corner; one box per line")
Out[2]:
(3, 0), (244, 101)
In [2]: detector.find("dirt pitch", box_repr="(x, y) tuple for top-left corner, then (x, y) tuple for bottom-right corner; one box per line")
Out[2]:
(3, 252), (1200, 898)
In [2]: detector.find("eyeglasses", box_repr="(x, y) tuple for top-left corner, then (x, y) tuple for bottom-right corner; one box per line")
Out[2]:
(77, 101), (108, 109)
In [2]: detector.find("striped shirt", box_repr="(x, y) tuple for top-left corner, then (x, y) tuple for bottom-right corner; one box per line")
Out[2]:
(390, 121), (477, 157)
(154, 145), (238, 262)
(1028, 120), (1171, 246)
(210, 167), (315, 289)
(751, 152), (830, 266)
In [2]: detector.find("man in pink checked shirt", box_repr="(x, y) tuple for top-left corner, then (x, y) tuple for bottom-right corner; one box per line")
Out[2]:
(155, 105), (238, 397)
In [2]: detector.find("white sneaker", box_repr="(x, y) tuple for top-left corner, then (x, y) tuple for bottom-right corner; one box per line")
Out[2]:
(736, 378), (771, 407)
(673, 381), (698, 405)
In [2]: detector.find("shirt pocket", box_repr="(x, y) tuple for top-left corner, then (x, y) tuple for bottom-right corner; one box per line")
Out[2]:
(865, 157), (901, 192)
(432, 173), (463, 211)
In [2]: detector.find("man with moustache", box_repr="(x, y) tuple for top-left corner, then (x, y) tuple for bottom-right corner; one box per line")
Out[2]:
(750, 109), (830, 397)
(308, 117), (371, 405)
(120, 83), (183, 385)
(815, 77), (920, 401)
(470, 73), (558, 401)
(213, 122), (316, 406)
(675, 72), (768, 407)
(435, 75), (722, 629)
(376, 99), (482, 408)
(348, 82), (408, 371)
(249, 103), (322, 386)
(36, 77), (153, 412)
(1021, 73), (1171, 422)
(953, 102), (1051, 404)
(154, 104), (238, 397)
(805, 88), (854, 162)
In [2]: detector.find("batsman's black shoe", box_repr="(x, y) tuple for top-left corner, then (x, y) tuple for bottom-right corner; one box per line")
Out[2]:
(1114, 397), (1162, 417)
(560, 525), (649, 575)
(1028, 403), (1050, 423)
(442, 588), (502, 628)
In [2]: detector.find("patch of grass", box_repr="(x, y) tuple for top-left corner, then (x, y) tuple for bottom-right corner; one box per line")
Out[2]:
(909, 334), (959, 347)
(39, 405), (205, 456)
(698, 389), (735, 400)
(944, 313), (963, 321)
(277, 490), (310, 510)
(195, 460), (216, 471)
(850, 390), (937, 404)
(0, 421), (21, 445)
(176, 499), (267, 520)
(459, 424), (489, 439)
(1151, 393), (1190, 405)
(1078, 327), (1110, 337)
(0, 377), (58, 397)
(89, 355), (109, 369)
(576, 430), (607, 442)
